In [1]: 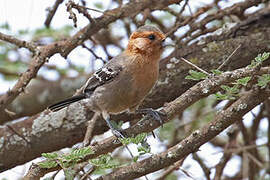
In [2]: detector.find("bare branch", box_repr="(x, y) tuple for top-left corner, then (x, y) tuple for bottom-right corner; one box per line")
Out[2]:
(193, 153), (211, 180)
(180, 57), (210, 75)
(44, 0), (64, 27)
(218, 44), (242, 70)
(0, 32), (37, 52)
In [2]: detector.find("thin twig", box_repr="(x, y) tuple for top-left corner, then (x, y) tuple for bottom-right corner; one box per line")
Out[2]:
(179, 0), (189, 15)
(82, 43), (107, 63)
(66, 0), (78, 28)
(50, 170), (61, 179)
(179, 167), (196, 180)
(157, 158), (185, 180)
(44, 0), (64, 27)
(193, 153), (211, 180)
(4, 108), (16, 117)
(80, 166), (95, 180)
(84, 7), (115, 16)
(218, 44), (242, 70)
(68, 1), (94, 22)
(245, 151), (264, 168)
(181, 57), (210, 75)
(212, 143), (268, 155)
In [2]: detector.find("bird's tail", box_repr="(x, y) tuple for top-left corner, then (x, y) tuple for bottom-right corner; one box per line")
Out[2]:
(48, 94), (86, 112)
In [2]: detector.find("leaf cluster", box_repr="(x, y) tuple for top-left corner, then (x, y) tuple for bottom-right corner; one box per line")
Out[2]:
(38, 147), (94, 169)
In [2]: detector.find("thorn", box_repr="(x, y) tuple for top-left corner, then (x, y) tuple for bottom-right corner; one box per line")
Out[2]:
(218, 44), (241, 70)
(181, 57), (210, 76)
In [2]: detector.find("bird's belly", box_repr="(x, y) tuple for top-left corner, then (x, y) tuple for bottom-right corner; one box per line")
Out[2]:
(93, 82), (150, 114)
(91, 78), (134, 113)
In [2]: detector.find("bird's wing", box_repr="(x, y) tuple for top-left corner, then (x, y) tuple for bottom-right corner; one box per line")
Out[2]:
(83, 64), (122, 94)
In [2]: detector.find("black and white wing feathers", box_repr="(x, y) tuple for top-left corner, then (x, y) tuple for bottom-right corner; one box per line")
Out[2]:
(83, 66), (122, 94)
(49, 64), (122, 111)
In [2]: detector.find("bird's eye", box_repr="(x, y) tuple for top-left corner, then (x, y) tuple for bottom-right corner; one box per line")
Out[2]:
(148, 34), (155, 40)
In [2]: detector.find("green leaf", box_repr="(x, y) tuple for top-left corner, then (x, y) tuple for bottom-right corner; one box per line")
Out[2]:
(185, 70), (208, 81)
(38, 160), (58, 168)
(89, 154), (120, 169)
(248, 52), (270, 68)
(109, 120), (123, 129)
(119, 133), (147, 145)
(41, 152), (58, 159)
(221, 85), (239, 95)
(119, 137), (133, 145)
(215, 84), (240, 100)
(215, 92), (234, 100)
(71, 147), (94, 158)
(132, 133), (147, 144)
(62, 147), (94, 165)
(257, 74), (270, 89)
(211, 69), (222, 75)
(233, 77), (251, 86)
(255, 52), (270, 63)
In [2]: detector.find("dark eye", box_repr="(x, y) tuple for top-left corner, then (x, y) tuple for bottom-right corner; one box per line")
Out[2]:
(148, 34), (155, 40)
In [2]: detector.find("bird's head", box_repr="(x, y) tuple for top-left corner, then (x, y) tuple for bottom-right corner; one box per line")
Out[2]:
(126, 25), (166, 58)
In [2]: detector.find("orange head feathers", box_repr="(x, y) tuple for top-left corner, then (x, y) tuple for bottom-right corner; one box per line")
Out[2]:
(126, 25), (166, 58)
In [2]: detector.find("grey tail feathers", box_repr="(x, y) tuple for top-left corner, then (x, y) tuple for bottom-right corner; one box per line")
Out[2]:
(48, 94), (86, 112)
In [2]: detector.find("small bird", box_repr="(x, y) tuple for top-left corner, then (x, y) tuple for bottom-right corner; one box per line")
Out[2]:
(49, 25), (166, 138)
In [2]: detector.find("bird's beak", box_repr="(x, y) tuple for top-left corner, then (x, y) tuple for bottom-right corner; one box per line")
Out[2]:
(161, 37), (167, 47)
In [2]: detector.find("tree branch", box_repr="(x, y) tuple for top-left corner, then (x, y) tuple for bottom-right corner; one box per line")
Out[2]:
(44, 0), (64, 27)
(0, 32), (37, 52)
(20, 65), (270, 178)
(98, 88), (270, 180)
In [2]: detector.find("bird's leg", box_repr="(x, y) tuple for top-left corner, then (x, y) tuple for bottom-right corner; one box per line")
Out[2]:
(136, 108), (166, 126)
(102, 111), (126, 138)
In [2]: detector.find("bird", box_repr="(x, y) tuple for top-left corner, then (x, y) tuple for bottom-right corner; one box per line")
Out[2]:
(49, 25), (166, 138)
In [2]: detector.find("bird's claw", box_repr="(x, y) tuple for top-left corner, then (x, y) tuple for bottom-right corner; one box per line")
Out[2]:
(136, 108), (166, 127)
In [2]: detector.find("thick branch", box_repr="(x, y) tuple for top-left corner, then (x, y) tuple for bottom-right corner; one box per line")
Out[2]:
(0, 76), (88, 121)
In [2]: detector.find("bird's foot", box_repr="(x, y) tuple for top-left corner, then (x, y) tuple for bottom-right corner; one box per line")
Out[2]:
(136, 108), (166, 127)
(104, 117), (127, 139)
